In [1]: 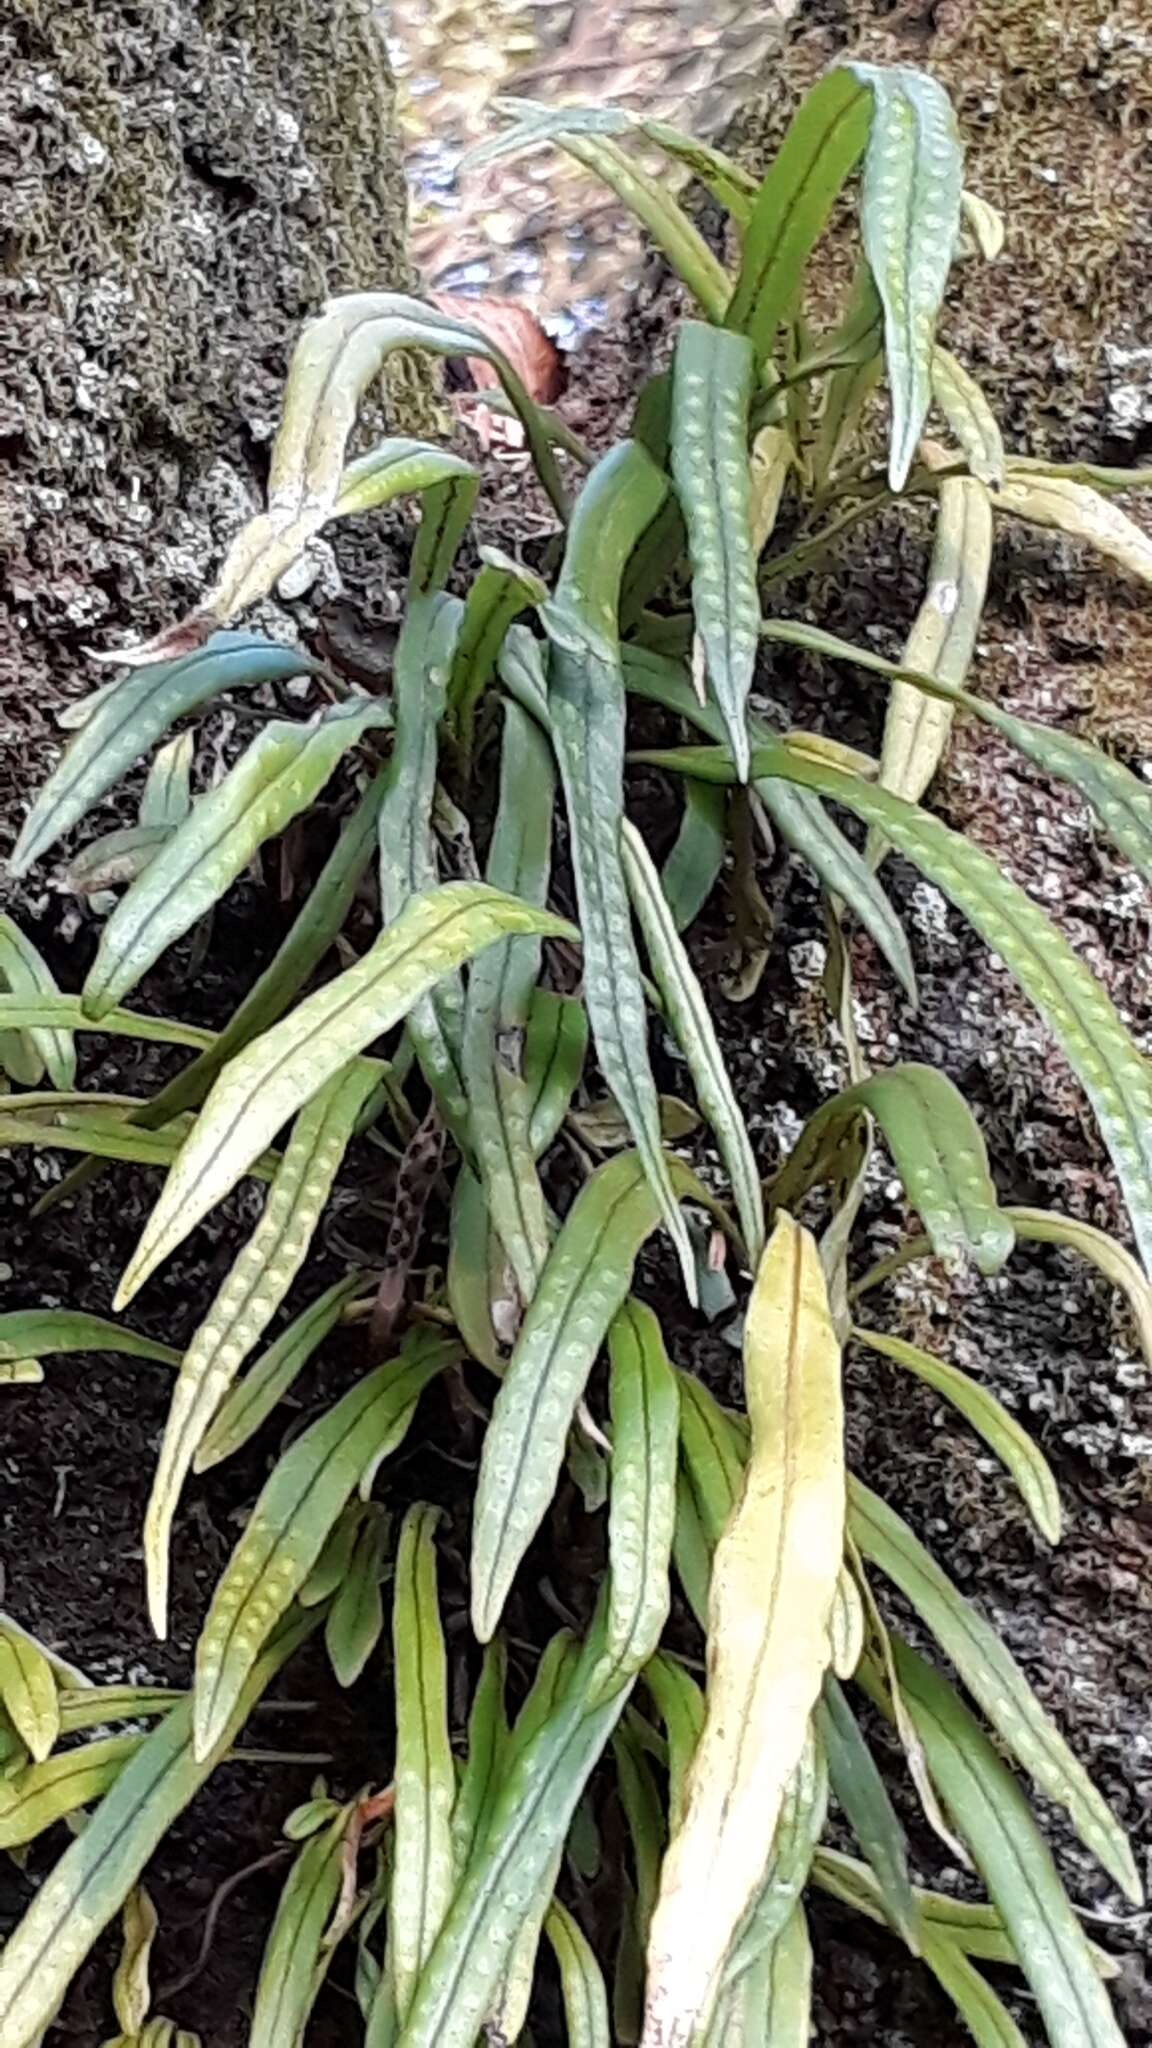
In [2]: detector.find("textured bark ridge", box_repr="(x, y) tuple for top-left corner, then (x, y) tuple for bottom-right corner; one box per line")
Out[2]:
(0, 0), (438, 799)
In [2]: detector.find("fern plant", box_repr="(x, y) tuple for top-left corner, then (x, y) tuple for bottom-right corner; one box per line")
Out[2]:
(2, 59), (1151, 2048)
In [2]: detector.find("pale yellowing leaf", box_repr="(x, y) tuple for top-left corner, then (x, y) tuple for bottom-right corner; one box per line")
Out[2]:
(827, 1564), (866, 1680)
(642, 1215), (844, 2046)
(876, 472), (992, 819)
(112, 1887), (159, 2036)
(0, 1625), (60, 1765)
(997, 475), (1152, 584)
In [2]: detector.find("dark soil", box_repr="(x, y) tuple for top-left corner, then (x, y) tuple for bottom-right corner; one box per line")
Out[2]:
(4, 8), (1152, 2048)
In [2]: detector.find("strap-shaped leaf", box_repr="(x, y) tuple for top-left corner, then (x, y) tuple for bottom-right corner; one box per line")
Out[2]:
(462, 699), (555, 1300)
(812, 1846), (1019, 1963)
(56, 1688), (182, 1738)
(716, 1902), (811, 2048)
(0, 1361), (42, 1386)
(623, 645), (916, 1002)
(0, 1101), (232, 1179)
(467, 119), (730, 324)
(0, 1309), (179, 1371)
(676, 1370), (746, 1550)
(390, 1505), (456, 2024)
(644, 1216), (844, 2044)
(816, 1674), (919, 1951)
(486, 1853), (562, 2043)
(614, 1717), (665, 1950)
(192, 1336), (455, 1759)
(0, 916), (75, 1089)
(48, 773), (390, 1218)
(1006, 456), (1152, 494)
(875, 475), (993, 829)
(827, 1563), (866, 1678)
(810, 269), (885, 490)
(728, 68), (873, 360)
(638, 738), (1152, 1278)
(332, 438), (477, 521)
(849, 1479), (1139, 1901)
(643, 1657), (705, 1835)
(525, 988), (589, 1156)
(920, 1930), (1030, 2048)
(997, 474), (1152, 584)
(396, 1607), (633, 2048)
(891, 1642), (1126, 2048)
(546, 1899), (611, 2048)
(9, 634), (322, 876)
(960, 189), (1006, 262)
(151, 295), (561, 646)
(446, 1168), (508, 1375)
(213, 435), (479, 627)
(931, 349), (1005, 487)
(145, 1060), (378, 1635)
(621, 819), (764, 1262)
(847, 64), (964, 487)
(139, 730), (194, 831)
(467, 99), (758, 227)
(1009, 1207), (1152, 1369)
(761, 779), (918, 1001)
(765, 615), (1152, 890)
(0, 1624), (60, 1765)
(195, 1272), (365, 1471)
(670, 321), (760, 780)
(772, 1064), (1011, 1276)
(605, 1301), (680, 1673)
(854, 1324), (1061, 1541)
(0, 1611), (316, 2048)
(544, 443), (694, 1298)
(447, 548), (548, 762)
(299, 1503), (367, 1612)
(672, 1472), (715, 1629)
(115, 882), (573, 1303)
(111, 1886), (159, 2036)
(65, 821), (173, 896)
(449, 1640), (509, 1876)
(661, 779), (727, 932)
(379, 591), (472, 1146)
(0, 1735), (141, 1848)
(471, 1152), (686, 1642)
(250, 1808), (347, 2048)
(83, 697), (389, 1020)
(721, 1733), (828, 1996)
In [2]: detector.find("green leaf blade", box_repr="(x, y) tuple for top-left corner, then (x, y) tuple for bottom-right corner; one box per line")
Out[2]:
(728, 68), (873, 360)
(605, 1301), (680, 1674)
(621, 818), (764, 1262)
(850, 1480), (1140, 1902)
(390, 1505), (456, 2024)
(116, 883), (573, 1303)
(144, 1060), (377, 1637)
(10, 634), (321, 876)
(849, 64), (965, 487)
(545, 444), (694, 1298)
(83, 698), (389, 1020)
(192, 1337), (454, 1759)
(471, 1154), (670, 1642)
(893, 1642), (1126, 2048)
(854, 1324), (1061, 1541)
(670, 322), (760, 780)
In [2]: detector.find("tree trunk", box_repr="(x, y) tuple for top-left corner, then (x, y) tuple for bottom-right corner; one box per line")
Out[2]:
(0, 0), (435, 810)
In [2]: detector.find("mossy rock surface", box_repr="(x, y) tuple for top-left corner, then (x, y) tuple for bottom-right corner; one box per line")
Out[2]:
(1, 0), (439, 821)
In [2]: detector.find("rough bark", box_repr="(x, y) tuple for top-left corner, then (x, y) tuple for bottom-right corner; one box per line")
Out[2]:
(0, 0), (437, 824)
